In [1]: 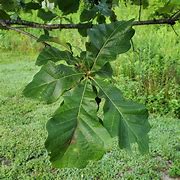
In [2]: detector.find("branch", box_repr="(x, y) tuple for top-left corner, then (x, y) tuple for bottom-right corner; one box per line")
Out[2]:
(133, 18), (178, 26)
(0, 21), (51, 47)
(0, 14), (180, 30)
(0, 19), (92, 29)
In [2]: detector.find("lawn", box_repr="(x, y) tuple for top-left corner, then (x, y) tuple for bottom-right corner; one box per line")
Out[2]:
(0, 52), (179, 179)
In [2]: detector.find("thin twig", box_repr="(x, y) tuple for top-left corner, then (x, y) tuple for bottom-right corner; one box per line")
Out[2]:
(138, 0), (142, 21)
(130, 39), (135, 52)
(0, 22), (51, 47)
(171, 25), (179, 36)
(171, 10), (180, 20)
(133, 18), (177, 26)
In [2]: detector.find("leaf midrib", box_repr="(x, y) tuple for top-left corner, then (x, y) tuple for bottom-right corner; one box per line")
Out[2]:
(66, 80), (88, 147)
(77, 80), (88, 117)
(29, 72), (84, 91)
(92, 78), (140, 142)
(90, 22), (128, 71)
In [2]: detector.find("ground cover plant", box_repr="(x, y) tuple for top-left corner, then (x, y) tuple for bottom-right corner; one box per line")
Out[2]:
(0, 0), (180, 174)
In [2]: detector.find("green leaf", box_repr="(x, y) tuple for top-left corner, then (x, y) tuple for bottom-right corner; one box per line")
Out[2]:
(80, 8), (97, 22)
(96, 14), (106, 24)
(87, 20), (135, 71)
(37, 35), (72, 51)
(95, 62), (113, 78)
(23, 62), (83, 103)
(56, 0), (80, 15)
(37, 9), (57, 22)
(36, 46), (73, 66)
(45, 80), (112, 168)
(24, 2), (41, 10)
(80, 1), (112, 23)
(92, 78), (150, 153)
(37, 34), (59, 43)
(0, 9), (10, 19)
(0, 0), (18, 12)
(78, 28), (88, 37)
(96, 0), (113, 16)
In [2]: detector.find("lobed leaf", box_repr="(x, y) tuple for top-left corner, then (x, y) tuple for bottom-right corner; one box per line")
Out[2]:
(37, 9), (57, 22)
(80, 8), (97, 22)
(45, 80), (112, 168)
(36, 46), (73, 66)
(56, 0), (80, 15)
(95, 62), (113, 78)
(96, 0), (113, 16)
(93, 78), (151, 153)
(23, 62), (83, 104)
(86, 20), (135, 71)
(24, 2), (42, 10)
(37, 35), (72, 51)
(0, 0), (18, 12)
(0, 9), (10, 19)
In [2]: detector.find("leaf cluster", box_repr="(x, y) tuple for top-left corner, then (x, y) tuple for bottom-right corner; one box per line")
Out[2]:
(23, 20), (150, 168)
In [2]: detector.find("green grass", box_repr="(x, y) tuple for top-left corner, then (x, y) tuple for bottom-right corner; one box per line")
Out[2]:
(0, 52), (180, 179)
